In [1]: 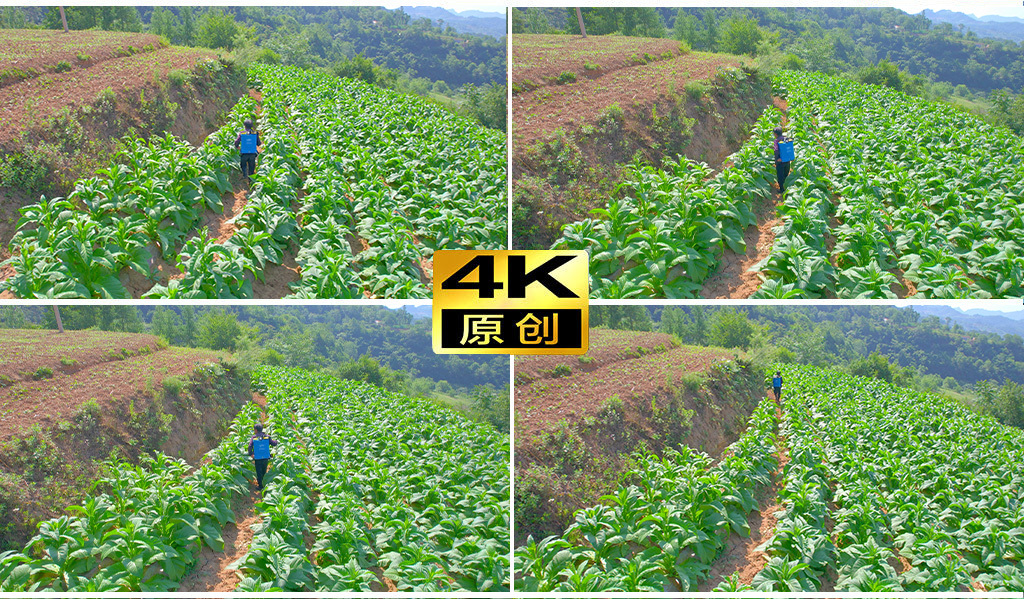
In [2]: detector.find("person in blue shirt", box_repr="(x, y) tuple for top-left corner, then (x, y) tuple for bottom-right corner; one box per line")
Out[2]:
(773, 127), (792, 195)
(246, 422), (278, 491)
(234, 118), (261, 186)
(772, 371), (783, 402)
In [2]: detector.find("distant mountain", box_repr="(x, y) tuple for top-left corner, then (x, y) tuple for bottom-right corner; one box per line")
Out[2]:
(913, 305), (1024, 336)
(398, 6), (506, 38)
(979, 15), (1024, 24)
(401, 304), (433, 320)
(457, 9), (506, 19)
(920, 9), (1024, 43)
(964, 308), (1024, 321)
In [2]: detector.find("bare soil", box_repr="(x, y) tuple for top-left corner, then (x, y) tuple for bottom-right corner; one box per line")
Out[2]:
(515, 329), (675, 382)
(253, 252), (302, 298)
(516, 343), (735, 436)
(512, 34), (685, 91)
(0, 343), (227, 441)
(513, 50), (742, 150)
(0, 30), (164, 89)
(0, 329), (159, 382)
(699, 194), (781, 298)
(177, 491), (260, 592)
(701, 403), (790, 587)
(0, 45), (221, 147)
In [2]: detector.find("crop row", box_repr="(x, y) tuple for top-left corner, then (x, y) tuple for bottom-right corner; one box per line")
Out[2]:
(515, 393), (778, 590)
(551, 67), (770, 298)
(1, 64), (506, 299)
(0, 398), (262, 591)
(737, 365), (1024, 590)
(239, 367), (510, 591)
(772, 70), (1024, 298)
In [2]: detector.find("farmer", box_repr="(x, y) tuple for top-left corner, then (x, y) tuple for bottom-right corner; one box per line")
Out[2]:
(246, 422), (278, 491)
(772, 371), (783, 402)
(234, 118), (261, 185)
(773, 127), (793, 195)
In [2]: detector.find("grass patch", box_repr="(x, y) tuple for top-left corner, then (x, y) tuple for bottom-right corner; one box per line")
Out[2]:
(556, 71), (577, 84)
(32, 367), (53, 380)
(161, 375), (186, 398)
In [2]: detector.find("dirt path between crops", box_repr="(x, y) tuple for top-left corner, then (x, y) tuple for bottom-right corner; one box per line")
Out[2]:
(178, 392), (270, 591)
(699, 400), (790, 589)
(699, 194), (780, 299)
(698, 97), (789, 299)
(177, 491), (261, 592)
(205, 88), (262, 245)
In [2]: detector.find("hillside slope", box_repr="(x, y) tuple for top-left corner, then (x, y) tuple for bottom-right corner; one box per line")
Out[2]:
(515, 364), (1024, 591)
(515, 329), (764, 543)
(0, 330), (251, 550)
(0, 30), (245, 251)
(511, 34), (770, 249)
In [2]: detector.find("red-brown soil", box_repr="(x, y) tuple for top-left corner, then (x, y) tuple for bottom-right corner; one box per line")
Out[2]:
(516, 341), (735, 435)
(177, 491), (260, 592)
(207, 189), (249, 243)
(0, 339), (227, 441)
(513, 49), (742, 150)
(0, 329), (159, 383)
(700, 194), (781, 298)
(515, 329), (675, 382)
(0, 44), (221, 146)
(701, 406), (790, 587)
(512, 34), (684, 91)
(253, 252), (302, 298)
(0, 30), (164, 89)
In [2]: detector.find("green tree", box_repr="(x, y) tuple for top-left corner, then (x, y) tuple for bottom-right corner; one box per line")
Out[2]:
(472, 384), (509, 433)
(331, 54), (397, 89)
(180, 306), (198, 347)
(720, 17), (763, 56)
(98, 306), (143, 333)
(336, 355), (408, 393)
(524, 8), (550, 34)
(461, 83), (506, 131)
(149, 7), (178, 40)
(0, 7), (28, 28)
(858, 59), (903, 91)
(196, 9), (238, 50)
(708, 308), (757, 349)
(151, 306), (179, 343)
(661, 306), (708, 345)
(197, 309), (242, 351)
(566, 8), (666, 38)
(510, 7), (526, 34)
(674, 12), (700, 47)
(178, 7), (195, 46)
(990, 380), (1024, 429)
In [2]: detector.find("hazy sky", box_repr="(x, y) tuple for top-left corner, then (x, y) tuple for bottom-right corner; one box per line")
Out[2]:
(381, 2), (506, 15)
(893, 0), (1024, 19)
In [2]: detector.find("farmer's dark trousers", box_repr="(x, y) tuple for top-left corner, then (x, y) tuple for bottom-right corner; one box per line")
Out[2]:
(241, 153), (257, 179)
(254, 458), (269, 490)
(773, 387), (782, 401)
(776, 161), (791, 195)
